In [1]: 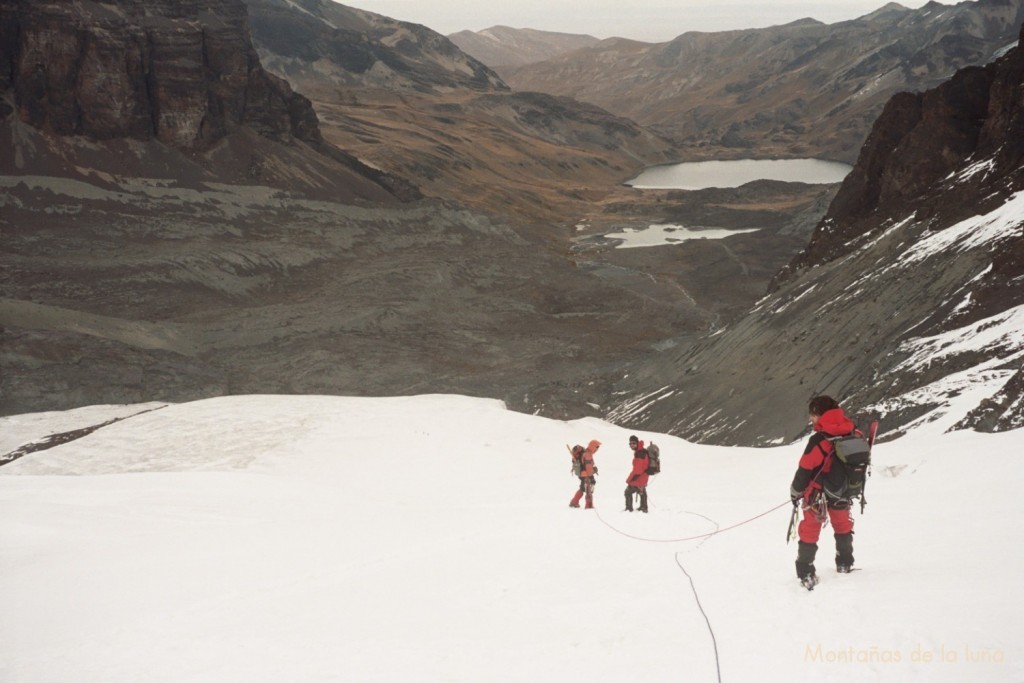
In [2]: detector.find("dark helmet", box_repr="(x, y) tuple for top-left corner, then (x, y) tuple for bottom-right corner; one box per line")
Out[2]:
(572, 444), (584, 456)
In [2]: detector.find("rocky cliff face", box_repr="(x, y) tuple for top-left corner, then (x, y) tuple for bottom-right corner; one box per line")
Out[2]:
(609, 24), (1024, 443)
(2, 0), (316, 150)
(0, 0), (417, 201)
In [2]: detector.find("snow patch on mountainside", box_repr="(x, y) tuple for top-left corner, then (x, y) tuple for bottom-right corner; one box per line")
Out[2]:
(903, 191), (1024, 265)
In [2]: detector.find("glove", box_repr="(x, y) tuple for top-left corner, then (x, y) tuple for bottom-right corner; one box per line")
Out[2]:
(593, 466), (599, 475)
(790, 487), (802, 506)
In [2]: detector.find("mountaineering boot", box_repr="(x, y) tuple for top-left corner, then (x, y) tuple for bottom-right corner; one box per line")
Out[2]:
(638, 490), (648, 513)
(800, 573), (820, 591)
(624, 491), (633, 511)
(585, 493), (594, 509)
(570, 490), (583, 508)
(835, 532), (854, 571)
(796, 541), (818, 581)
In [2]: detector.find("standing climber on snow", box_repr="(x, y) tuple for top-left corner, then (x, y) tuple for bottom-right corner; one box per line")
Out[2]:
(790, 395), (859, 589)
(569, 439), (601, 509)
(624, 434), (649, 513)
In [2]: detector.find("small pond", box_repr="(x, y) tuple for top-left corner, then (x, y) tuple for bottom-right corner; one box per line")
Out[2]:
(603, 224), (760, 249)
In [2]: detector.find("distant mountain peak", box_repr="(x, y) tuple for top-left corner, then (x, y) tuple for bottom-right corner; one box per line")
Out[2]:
(448, 25), (601, 68)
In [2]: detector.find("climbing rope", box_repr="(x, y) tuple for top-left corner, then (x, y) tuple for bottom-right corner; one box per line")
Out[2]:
(595, 499), (791, 543)
(593, 500), (791, 683)
(675, 552), (723, 683)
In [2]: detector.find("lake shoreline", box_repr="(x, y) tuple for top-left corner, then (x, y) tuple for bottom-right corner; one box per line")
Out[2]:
(626, 157), (853, 190)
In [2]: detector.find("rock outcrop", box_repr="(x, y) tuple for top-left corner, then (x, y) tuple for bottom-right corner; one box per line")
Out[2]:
(0, 0), (418, 201)
(3, 0), (316, 149)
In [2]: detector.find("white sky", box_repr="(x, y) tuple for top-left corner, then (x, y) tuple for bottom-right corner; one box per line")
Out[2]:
(339, 0), (940, 42)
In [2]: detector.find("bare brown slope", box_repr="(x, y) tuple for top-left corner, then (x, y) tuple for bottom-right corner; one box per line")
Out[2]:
(245, 0), (676, 223)
(448, 26), (600, 69)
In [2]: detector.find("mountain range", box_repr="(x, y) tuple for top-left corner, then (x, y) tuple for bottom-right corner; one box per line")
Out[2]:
(491, 0), (1024, 163)
(1, 0), (1021, 445)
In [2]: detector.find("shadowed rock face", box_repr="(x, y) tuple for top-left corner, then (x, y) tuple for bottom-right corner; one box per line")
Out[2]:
(609, 25), (1024, 444)
(3, 0), (315, 150)
(0, 0), (419, 201)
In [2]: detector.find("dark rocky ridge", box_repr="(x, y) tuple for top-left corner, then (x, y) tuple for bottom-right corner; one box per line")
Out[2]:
(246, 0), (505, 94)
(609, 23), (1024, 443)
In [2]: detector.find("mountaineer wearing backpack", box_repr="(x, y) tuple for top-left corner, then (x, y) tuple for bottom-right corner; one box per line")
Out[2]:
(624, 434), (649, 513)
(789, 396), (862, 589)
(569, 439), (601, 509)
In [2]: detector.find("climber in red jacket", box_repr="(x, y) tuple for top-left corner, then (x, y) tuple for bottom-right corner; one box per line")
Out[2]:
(790, 395), (859, 588)
(624, 434), (649, 513)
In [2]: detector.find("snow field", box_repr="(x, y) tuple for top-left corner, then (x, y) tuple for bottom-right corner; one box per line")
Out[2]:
(1, 394), (1022, 682)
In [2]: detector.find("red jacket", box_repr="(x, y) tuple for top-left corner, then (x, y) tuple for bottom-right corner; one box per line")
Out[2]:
(790, 408), (857, 500)
(626, 448), (650, 487)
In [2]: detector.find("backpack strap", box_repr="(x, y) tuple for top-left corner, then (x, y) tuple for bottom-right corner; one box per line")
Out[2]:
(815, 434), (833, 462)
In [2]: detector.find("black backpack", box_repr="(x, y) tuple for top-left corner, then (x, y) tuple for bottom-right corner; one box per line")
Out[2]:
(569, 445), (584, 477)
(823, 432), (871, 501)
(646, 442), (661, 475)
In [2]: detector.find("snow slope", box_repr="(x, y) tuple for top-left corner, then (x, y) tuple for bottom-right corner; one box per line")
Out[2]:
(1, 394), (1022, 682)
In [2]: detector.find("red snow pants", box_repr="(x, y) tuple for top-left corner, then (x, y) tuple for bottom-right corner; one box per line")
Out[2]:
(797, 504), (853, 544)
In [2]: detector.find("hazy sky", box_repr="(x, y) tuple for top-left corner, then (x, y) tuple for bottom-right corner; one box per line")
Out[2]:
(340, 0), (939, 42)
